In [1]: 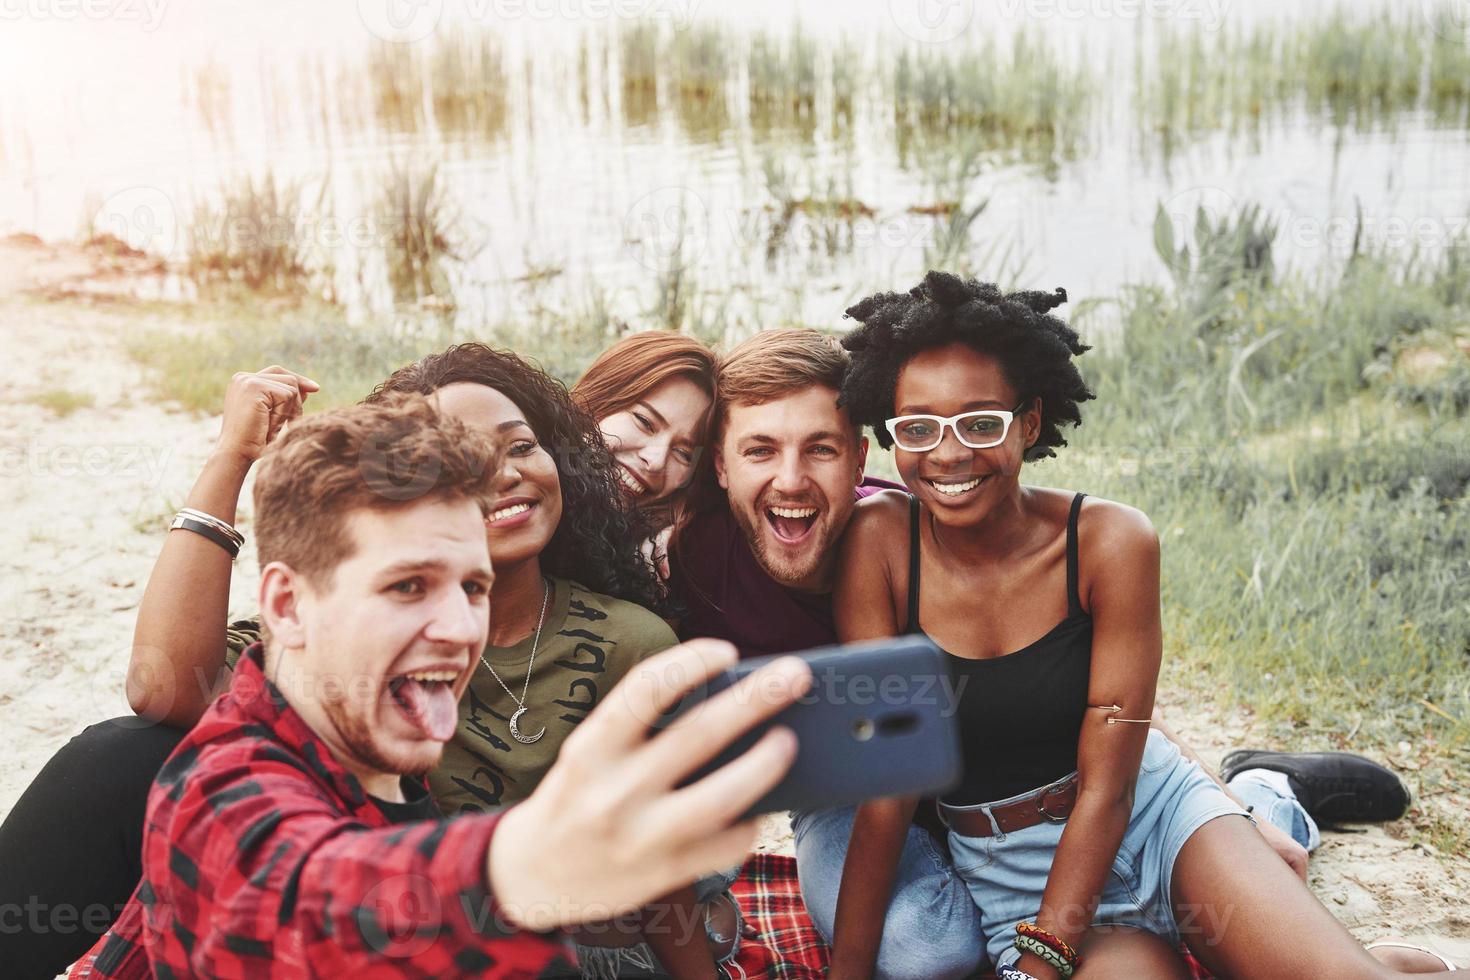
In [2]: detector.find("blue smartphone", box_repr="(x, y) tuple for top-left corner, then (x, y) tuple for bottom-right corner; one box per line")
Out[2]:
(663, 635), (963, 816)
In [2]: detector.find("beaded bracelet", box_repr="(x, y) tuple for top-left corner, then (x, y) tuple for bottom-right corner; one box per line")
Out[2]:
(1016, 935), (1075, 979)
(997, 967), (1040, 980)
(1016, 921), (1081, 965)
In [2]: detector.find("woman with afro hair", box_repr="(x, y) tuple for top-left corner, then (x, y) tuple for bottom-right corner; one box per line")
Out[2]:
(820, 272), (1454, 979)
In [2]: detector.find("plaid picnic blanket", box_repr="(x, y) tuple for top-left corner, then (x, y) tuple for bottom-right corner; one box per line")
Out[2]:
(727, 852), (1212, 980)
(727, 853), (827, 980)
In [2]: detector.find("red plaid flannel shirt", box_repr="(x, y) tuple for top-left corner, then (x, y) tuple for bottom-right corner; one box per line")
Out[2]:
(71, 644), (573, 979)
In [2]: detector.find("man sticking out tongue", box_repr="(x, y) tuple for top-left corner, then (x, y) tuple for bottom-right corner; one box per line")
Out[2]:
(388, 670), (462, 743)
(75, 394), (810, 980)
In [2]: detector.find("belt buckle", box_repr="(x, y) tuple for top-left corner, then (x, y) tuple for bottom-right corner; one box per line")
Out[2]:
(1035, 782), (1071, 823)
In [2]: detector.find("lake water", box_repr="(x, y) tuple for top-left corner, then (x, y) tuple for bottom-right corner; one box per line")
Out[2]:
(2, 0), (1467, 332)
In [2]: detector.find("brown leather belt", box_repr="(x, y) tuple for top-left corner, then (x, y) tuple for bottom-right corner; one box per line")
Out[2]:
(938, 773), (1079, 837)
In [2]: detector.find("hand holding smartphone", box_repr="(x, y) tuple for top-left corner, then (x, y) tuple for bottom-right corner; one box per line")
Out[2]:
(657, 635), (962, 816)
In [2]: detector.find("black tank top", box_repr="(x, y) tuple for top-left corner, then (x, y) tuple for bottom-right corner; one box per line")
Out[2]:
(907, 492), (1093, 805)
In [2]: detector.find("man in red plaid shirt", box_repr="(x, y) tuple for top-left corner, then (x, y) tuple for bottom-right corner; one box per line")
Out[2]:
(73, 393), (811, 979)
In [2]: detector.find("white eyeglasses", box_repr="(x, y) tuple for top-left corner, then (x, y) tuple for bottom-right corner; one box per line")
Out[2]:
(884, 401), (1030, 452)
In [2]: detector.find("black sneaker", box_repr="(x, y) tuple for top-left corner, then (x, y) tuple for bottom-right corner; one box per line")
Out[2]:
(1220, 749), (1411, 823)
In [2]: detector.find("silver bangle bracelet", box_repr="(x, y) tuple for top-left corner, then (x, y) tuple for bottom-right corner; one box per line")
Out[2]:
(170, 514), (242, 559)
(176, 507), (245, 548)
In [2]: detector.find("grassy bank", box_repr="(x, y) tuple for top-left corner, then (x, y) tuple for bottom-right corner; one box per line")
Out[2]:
(1054, 216), (1470, 799)
(123, 291), (620, 410)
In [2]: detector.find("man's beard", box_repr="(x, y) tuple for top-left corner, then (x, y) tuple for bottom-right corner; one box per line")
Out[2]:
(325, 697), (441, 781)
(729, 498), (836, 589)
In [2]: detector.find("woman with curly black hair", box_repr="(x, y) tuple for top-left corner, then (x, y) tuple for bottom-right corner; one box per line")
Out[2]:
(0, 346), (741, 979)
(822, 272), (1454, 979)
(374, 342), (670, 617)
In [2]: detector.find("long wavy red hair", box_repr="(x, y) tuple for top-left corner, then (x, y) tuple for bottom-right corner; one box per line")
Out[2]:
(571, 330), (718, 434)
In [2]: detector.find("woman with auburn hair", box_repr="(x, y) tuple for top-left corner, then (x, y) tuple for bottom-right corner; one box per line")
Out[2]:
(572, 330), (718, 528)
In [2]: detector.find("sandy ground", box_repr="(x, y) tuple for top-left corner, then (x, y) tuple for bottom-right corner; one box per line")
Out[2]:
(1, 234), (1467, 965)
(0, 236), (259, 810)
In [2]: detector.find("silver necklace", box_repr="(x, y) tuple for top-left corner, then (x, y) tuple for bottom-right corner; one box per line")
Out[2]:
(479, 578), (551, 745)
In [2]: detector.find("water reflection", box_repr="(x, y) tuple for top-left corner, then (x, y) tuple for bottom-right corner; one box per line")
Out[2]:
(0, 0), (1467, 328)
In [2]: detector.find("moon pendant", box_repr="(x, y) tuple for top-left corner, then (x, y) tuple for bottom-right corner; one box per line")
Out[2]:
(509, 706), (544, 744)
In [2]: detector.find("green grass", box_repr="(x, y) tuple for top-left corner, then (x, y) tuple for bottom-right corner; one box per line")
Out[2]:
(619, 22), (660, 128)
(124, 299), (434, 411)
(748, 26), (818, 138)
(186, 56), (233, 137)
(120, 290), (632, 413)
(1428, 16), (1470, 127)
(227, 6), (1470, 186)
(1297, 8), (1425, 126)
(892, 28), (1093, 165)
(186, 173), (316, 294)
(1137, 4), (1470, 154)
(185, 161), (467, 311)
(1047, 209), (1470, 785)
(428, 35), (509, 137)
(1401, 799), (1470, 858)
(307, 7), (1470, 180)
(758, 155), (876, 261)
(362, 36), (509, 137)
(917, 142), (1026, 280)
(668, 23), (733, 142)
(377, 162), (462, 308)
(366, 42), (423, 132)
(25, 388), (94, 417)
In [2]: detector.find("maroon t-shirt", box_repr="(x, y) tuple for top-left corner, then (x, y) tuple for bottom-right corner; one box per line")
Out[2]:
(669, 477), (902, 658)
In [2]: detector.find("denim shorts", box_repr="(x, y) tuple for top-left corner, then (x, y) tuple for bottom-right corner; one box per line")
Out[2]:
(791, 806), (985, 980)
(945, 729), (1247, 971)
(571, 866), (742, 979)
